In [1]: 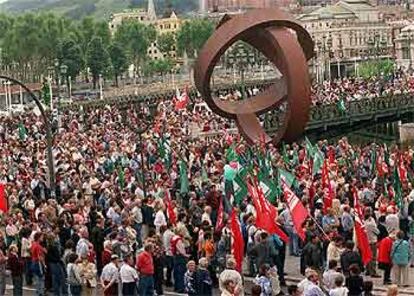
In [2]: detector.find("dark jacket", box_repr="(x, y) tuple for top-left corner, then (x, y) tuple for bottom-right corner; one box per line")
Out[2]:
(346, 274), (364, 296)
(249, 241), (277, 268)
(341, 250), (363, 275)
(302, 241), (323, 270)
(195, 268), (212, 296)
(90, 226), (105, 252)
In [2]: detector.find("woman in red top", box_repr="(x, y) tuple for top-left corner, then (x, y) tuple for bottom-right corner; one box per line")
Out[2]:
(30, 232), (47, 296)
(378, 232), (396, 285)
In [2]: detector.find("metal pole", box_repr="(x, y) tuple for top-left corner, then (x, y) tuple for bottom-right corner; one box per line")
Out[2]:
(99, 74), (103, 100)
(19, 86), (23, 105)
(6, 82), (11, 116)
(68, 76), (72, 98)
(337, 59), (341, 79)
(0, 75), (56, 198)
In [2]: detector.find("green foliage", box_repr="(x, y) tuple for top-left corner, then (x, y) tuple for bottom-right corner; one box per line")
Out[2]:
(87, 37), (110, 87)
(359, 59), (395, 79)
(157, 32), (175, 58)
(143, 58), (173, 76)
(59, 36), (83, 81)
(176, 18), (214, 58)
(114, 20), (156, 65)
(109, 42), (128, 86)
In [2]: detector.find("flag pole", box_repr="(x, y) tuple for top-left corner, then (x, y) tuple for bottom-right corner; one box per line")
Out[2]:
(308, 214), (330, 241)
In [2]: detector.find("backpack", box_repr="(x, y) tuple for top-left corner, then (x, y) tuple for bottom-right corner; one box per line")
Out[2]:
(170, 235), (182, 255)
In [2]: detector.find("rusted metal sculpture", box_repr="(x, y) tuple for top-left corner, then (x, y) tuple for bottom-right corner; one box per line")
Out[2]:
(194, 8), (314, 144)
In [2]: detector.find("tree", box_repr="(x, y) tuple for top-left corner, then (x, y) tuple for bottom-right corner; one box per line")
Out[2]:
(157, 32), (175, 58)
(176, 18), (214, 58)
(109, 42), (128, 87)
(359, 60), (394, 79)
(59, 35), (83, 85)
(114, 20), (157, 69)
(87, 37), (110, 89)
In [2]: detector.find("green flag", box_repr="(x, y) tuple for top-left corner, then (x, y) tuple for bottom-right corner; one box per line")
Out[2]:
(233, 174), (248, 205)
(281, 143), (290, 165)
(305, 137), (315, 159)
(393, 166), (402, 208)
(337, 98), (346, 113)
(118, 167), (125, 190)
(279, 168), (297, 189)
(312, 150), (324, 176)
(258, 171), (279, 203)
(41, 81), (51, 107)
(370, 147), (377, 175)
(179, 160), (189, 194)
(226, 145), (238, 162)
(18, 122), (27, 141)
(158, 137), (172, 170)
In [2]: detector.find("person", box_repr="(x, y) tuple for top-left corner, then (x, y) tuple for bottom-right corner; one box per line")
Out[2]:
(254, 264), (273, 296)
(345, 264), (363, 296)
(340, 241), (363, 277)
(195, 257), (213, 295)
(30, 232), (46, 296)
(249, 232), (277, 269)
(386, 284), (398, 296)
(362, 281), (373, 296)
(329, 276), (348, 296)
(20, 230), (32, 286)
(323, 260), (343, 291)
(303, 269), (324, 296)
(391, 230), (411, 287)
(251, 285), (262, 296)
(184, 260), (197, 296)
(120, 254), (138, 296)
(77, 254), (97, 296)
(171, 228), (189, 293)
(8, 244), (23, 296)
(364, 208), (380, 278)
(221, 279), (237, 296)
(288, 284), (302, 296)
(136, 243), (154, 296)
(219, 257), (244, 296)
(302, 234), (323, 272)
(45, 233), (66, 296)
(162, 223), (174, 287)
(378, 231), (395, 285)
(101, 254), (119, 296)
(90, 218), (105, 275)
(66, 253), (82, 296)
(326, 237), (344, 269)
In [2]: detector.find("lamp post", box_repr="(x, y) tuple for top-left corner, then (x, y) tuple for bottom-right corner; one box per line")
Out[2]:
(316, 36), (333, 81)
(121, 99), (158, 198)
(0, 75), (56, 198)
(99, 74), (103, 100)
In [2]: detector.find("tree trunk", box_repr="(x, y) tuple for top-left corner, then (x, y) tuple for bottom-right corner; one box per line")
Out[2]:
(115, 74), (119, 87)
(92, 76), (97, 89)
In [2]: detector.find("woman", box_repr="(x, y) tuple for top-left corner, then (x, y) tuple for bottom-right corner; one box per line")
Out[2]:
(391, 231), (411, 287)
(195, 257), (213, 296)
(77, 254), (97, 296)
(8, 244), (23, 296)
(254, 264), (272, 296)
(221, 279), (237, 296)
(378, 232), (395, 285)
(66, 253), (82, 296)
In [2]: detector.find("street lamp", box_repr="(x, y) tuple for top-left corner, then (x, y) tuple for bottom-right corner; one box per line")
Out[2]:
(99, 74), (103, 100)
(121, 98), (158, 198)
(316, 36), (333, 81)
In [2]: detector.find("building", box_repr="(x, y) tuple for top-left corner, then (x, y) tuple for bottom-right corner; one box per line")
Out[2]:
(201, 0), (297, 13)
(395, 24), (414, 69)
(298, 0), (400, 80)
(109, 0), (182, 60)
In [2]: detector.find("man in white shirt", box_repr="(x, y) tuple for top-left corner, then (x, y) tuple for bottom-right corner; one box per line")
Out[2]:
(101, 255), (120, 295)
(120, 255), (138, 295)
(162, 224), (175, 286)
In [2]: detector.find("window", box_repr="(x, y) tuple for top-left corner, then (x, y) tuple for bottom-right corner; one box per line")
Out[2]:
(149, 50), (152, 54)
(403, 48), (410, 60)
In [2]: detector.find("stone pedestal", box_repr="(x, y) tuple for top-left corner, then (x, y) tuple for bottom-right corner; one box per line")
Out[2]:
(399, 122), (414, 144)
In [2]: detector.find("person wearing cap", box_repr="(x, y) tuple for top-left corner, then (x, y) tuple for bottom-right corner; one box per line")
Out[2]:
(120, 254), (138, 296)
(101, 254), (120, 296)
(219, 257), (244, 296)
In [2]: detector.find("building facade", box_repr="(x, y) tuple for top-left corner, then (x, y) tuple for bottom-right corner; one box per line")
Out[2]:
(201, 0), (296, 12)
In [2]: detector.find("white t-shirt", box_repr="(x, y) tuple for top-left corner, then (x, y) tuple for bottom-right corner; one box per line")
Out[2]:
(329, 287), (349, 296)
(120, 263), (138, 283)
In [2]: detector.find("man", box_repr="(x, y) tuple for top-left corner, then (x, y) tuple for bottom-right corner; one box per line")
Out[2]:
(101, 254), (119, 296)
(171, 228), (190, 293)
(364, 208), (380, 278)
(219, 257), (244, 296)
(302, 235), (323, 273)
(136, 243), (155, 296)
(162, 223), (175, 287)
(340, 241), (363, 277)
(248, 232), (277, 269)
(90, 218), (105, 275)
(120, 254), (138, 296)
(76, 228), (90, 259)
(322, 260), (343, 291)
(303, 269), (324, 296)
(340, 205), (354, 241)
(31, 232), (47, 296)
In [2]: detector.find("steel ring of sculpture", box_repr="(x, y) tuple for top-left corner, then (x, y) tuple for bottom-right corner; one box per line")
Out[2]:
(194, 9), (315, 144)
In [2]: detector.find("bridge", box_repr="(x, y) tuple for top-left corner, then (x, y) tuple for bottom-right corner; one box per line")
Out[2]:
(61, 82), (414, 140)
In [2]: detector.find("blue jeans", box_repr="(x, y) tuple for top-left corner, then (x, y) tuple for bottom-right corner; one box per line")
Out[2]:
(49, 262), (66, 296)
(286, 228), (300, 256)
(173, 256), (187, 292)
(134, 223), (143, 248)
(138, 275), (154, 296)
(34, 273), (45, 296)
(69, 284), (81, 296)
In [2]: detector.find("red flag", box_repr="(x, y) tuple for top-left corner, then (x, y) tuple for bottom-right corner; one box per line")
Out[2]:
(247, 180), (289, 243)
(282, 181), (308, 241)
(353, 190), (373, 266)
(230, 208), (244, 272)
(174, 87), (189, 110)
(322, 160), (333, 213)
(0, 184), (7, 213)
(215, 197), (224, 233)
(328, 146), (336, 164)
(376, 156), (384, 177)
(164, 191), (176, 226)
(399, 155), (407, 183)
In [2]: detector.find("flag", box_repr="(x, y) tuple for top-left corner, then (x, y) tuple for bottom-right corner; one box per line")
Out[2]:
(224, 130), (233, 145)
(312, 149), (324, 176)
(179, 160), (189, 194)
(282, 181), (308, 241)
(398, 155), (408, 183)
(376, 155), (384, 178)
(393, 165), (402, 208)
(226, 145), (238, 162)
(353, 190), (373, 265)
(305, 137), (315, 159)
(370, 148), (377, 176)
(258, 174), (279, 204)
(165, 190), (176, 226)
(247, 180), (289, 242)
(118, 167), (125, 190)
(158, 137), (172, 170)
(279, 168), (297, 189)
(0, 183), (8, 213)
(337, 98), (346, 113)
(233, 174), (248, 205)
(174, 87), (189, 110)
(215, 197), (224, 232)
(322, 160), (333, 212)
(230, 208), (244, 272)
(18, 122), (27, 141)
(281, 143), (290, 165)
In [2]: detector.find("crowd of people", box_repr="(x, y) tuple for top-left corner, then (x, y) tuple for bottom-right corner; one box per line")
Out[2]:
(0, 79), (413, 296)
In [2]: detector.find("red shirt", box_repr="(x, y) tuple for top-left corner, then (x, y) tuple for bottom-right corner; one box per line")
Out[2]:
(30, 241), (45, 262)
(136, 251), (154, 275)
(378, 237), (393, 264)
